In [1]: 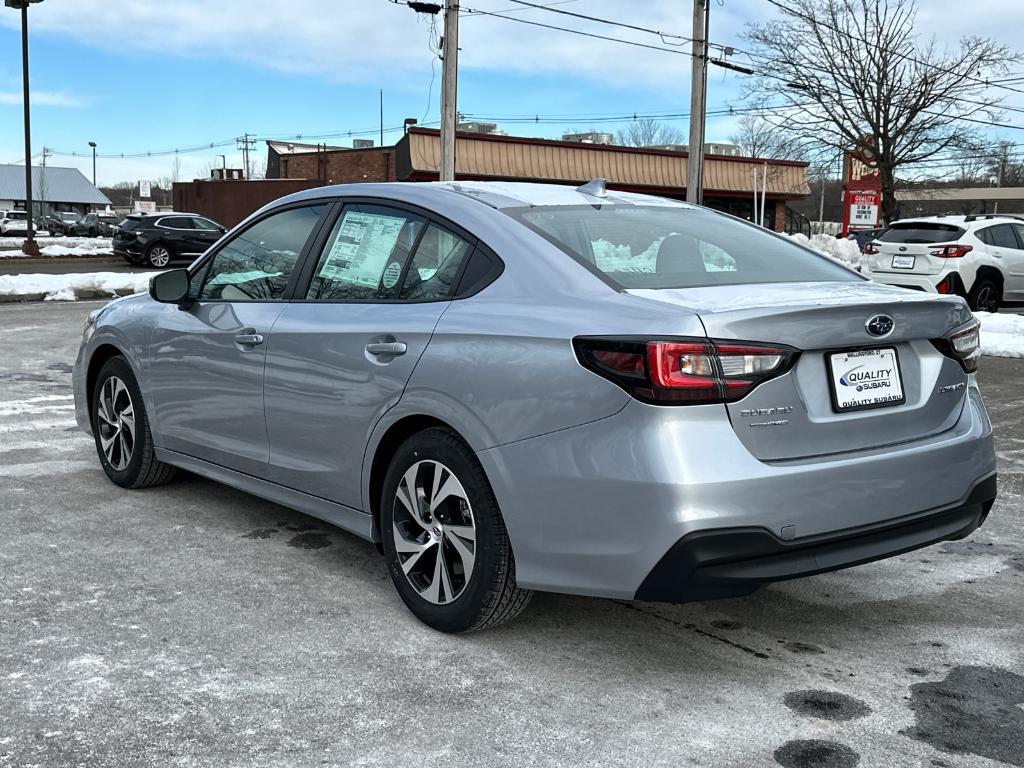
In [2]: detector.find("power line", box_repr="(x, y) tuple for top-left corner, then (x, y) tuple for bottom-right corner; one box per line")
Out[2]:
(457, 3), (696, 57)
(494, 0), (695, 46)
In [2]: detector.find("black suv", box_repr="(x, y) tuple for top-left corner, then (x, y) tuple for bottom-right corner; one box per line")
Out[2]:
(113, 213), (226, 268)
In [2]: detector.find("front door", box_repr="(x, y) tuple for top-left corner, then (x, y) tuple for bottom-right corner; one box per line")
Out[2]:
(264, 204), (475, 509)
(147, 203), (329, 475)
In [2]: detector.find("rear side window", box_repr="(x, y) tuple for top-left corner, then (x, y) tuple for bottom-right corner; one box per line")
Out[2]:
(158, 216), (192, 229)
(505, 205), (857, 290)
(399, 224), (473, 300)
(306, 205), (426, 301)
(191, 217), (221, 231)
(878, 223), (966, 244)
(982, 224), (1021, 249)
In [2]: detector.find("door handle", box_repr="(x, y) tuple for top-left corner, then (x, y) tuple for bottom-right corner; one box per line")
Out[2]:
(234, 332), (264, 346)
(365, 341), (407, 356)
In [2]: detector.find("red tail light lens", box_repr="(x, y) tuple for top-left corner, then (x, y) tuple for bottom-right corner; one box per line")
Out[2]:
(932, 319), (981, 373)
(863, 242), (880, 255)
(930, 244), (973, 258)
(575, 337), (798, 405)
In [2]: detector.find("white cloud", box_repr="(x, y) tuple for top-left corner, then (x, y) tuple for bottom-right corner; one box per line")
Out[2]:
(0, 90), (81, 107)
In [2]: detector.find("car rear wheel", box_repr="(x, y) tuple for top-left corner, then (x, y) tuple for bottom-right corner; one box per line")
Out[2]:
(91, 356), (176, 489)
(968, 276), (1000, 313)
(145, 243), (171, 268)
(381, 427), (532, 633)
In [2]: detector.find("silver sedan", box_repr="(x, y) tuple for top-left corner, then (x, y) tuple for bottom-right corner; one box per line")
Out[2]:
(73, 181), (996, 632)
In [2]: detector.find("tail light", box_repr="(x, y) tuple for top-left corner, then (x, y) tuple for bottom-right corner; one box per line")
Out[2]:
(932, 319), (981, 373)
(863, 242), (880, 255)
(930, 244), (973, 258)
(574, 337), (798, 405)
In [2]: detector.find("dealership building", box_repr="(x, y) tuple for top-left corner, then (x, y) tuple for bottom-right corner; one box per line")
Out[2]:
(0, 165), (111, 217)
(175, 128), (810, 229)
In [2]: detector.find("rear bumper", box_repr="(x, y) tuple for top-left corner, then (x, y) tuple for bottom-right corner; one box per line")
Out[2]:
(635, 473), (996, 602)
(862, 265), (970, 296)
(477, 383), (996, 600)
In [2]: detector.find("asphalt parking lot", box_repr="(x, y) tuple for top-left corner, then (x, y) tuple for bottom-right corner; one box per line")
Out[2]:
(1, 300), (1022, 768)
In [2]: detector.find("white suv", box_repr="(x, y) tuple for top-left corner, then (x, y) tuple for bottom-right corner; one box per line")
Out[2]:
(0, 210), (29, 235)
(860, 214), (1024, 312)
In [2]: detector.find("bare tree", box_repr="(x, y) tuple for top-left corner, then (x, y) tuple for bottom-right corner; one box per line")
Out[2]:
(728, 114), (803, 159)
(615, 119), (685, 148)
(170, 154), (182, 184)
(743, 0), (1016, 223)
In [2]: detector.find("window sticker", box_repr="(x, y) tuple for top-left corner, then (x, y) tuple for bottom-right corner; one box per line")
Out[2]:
(320, 212), (405, 286)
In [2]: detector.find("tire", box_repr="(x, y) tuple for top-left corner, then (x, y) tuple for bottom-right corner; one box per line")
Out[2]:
(967, 275), (1001, 313)
(145, 243), (172, 269)
(91, 356), (176, 489)
(381, 427), (532, 633)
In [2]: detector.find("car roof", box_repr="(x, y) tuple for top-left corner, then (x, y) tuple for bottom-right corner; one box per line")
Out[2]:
(891, 214), (1022, 227)
(279, 180), (696, 211)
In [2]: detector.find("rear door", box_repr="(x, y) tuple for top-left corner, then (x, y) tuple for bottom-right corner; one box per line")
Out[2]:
(263, 203), (475, 509)
(147, 203), (329, 475)
(1002, 224), (1024, 300)
(866, 221), (966, 276)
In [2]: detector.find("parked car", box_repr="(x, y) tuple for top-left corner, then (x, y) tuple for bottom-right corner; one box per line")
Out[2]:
(68, 212), (121, 238)
(41, 211), (80, 236)
(73, 181), (996, 632)
(113, 212), (226, 268)
(846, 226), (886, 253)
(0, 210), (29, 235)
(860, 214), (1024, 312)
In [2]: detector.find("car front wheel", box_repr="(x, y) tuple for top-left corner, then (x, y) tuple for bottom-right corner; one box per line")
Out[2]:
(91, 356), (176, 489)
(381, 427), (532, 633)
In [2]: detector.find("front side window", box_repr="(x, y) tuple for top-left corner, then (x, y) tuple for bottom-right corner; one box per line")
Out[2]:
(199, 204), (325, 301)
(506, 205), (857, 290)
(306, 205), (425, 301)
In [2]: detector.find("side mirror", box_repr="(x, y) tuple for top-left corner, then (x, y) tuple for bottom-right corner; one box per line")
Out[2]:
(219, 226), (227, 234)
(150, 269), (191, 305)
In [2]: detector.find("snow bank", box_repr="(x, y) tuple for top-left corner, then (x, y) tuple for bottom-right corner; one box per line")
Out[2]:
(973, 311), (1024, 358)
(0, 272), (155, 302)
(787, 232), (862, 269)
(0, 237), (114, 257)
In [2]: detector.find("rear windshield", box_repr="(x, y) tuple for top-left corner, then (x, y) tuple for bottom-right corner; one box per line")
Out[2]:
(503, 204), (859, 289)
(878, 223), (965, 244)
(118, 218), (142, 230)
(5, 211), (27, 220)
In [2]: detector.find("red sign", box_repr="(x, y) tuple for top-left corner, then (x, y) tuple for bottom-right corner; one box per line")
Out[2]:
(842, 188), (881, 234)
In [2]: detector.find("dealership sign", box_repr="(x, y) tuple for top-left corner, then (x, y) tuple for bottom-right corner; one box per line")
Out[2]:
(841, 142), (883, 236)
(134, 200), (156, 213)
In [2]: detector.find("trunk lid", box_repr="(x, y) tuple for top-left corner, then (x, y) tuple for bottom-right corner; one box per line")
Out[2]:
(628, 281), (973, 461)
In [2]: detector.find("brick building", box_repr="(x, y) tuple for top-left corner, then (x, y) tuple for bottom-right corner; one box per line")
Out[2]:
(177, 128), (810, 231)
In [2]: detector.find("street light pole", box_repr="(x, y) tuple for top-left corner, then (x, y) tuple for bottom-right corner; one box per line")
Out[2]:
(8, 0), (43, 255)
(88, 141), (97, 186)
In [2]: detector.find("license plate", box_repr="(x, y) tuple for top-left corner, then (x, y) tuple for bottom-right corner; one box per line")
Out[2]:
(891, 255), (915, 269)
(827, 348), (905, 412)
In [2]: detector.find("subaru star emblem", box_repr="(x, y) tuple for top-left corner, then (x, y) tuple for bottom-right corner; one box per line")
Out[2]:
(865, 314), (895, 338)
(899, 246), (907, 252)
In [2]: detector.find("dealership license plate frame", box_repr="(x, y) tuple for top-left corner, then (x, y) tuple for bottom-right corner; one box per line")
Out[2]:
(826, 346), (906, 413)
(891, 255), (916, 269)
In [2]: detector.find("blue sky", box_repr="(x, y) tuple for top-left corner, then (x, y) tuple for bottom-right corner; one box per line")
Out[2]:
(0, 0), (1020, 186)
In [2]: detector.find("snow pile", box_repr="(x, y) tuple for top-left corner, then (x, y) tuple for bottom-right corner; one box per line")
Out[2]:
(38, 242), (114, 257)
(0, 272), (155, 302)
(787, 232), (862, 269)
(0, 237), (114, 257)
(973, 311), (1024, 358)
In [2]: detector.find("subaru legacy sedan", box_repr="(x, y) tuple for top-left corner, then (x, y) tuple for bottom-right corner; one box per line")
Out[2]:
(73, 181), (996, 632)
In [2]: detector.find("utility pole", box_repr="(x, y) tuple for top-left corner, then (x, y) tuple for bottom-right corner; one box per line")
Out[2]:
(379, 89), (384, 148)
(993, 147), (1006, 214)
(686, 0), (708, 205)
(439, 0), (460, 182)
(236, 133), (255, 179)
